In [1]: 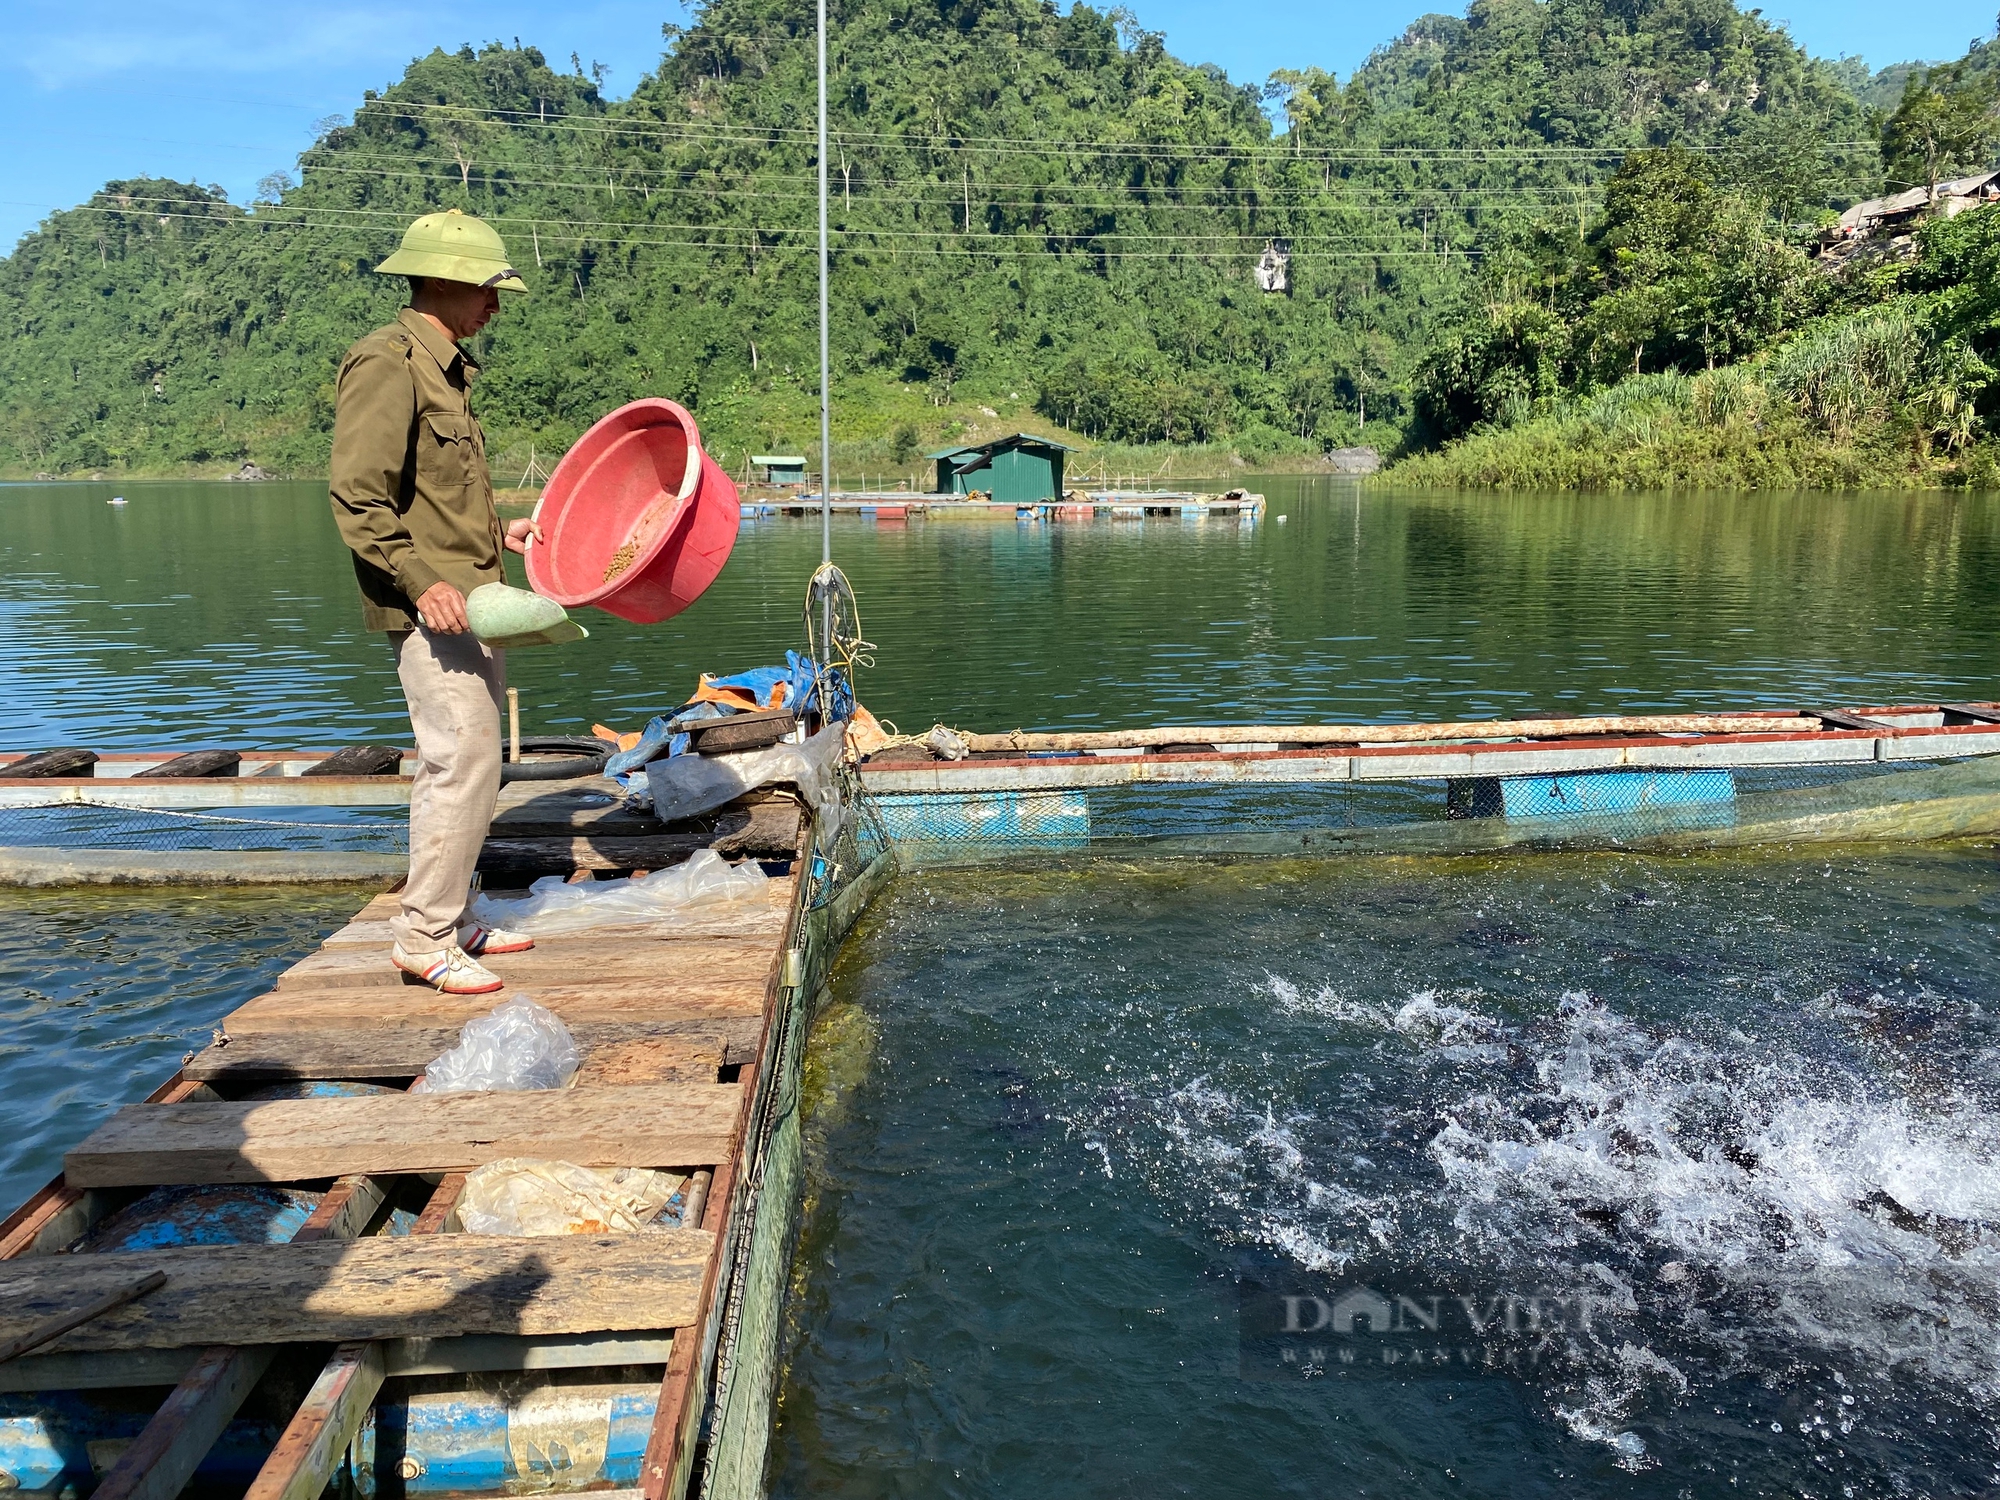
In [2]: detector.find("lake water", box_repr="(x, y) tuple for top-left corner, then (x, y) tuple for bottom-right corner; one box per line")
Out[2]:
(778, 850), (2000, 1499)
(4, 479), (2000, 1496)
(6, 478), (2000, 749)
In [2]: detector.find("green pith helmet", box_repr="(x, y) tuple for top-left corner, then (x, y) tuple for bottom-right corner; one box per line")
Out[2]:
(375, 208), (528, 293)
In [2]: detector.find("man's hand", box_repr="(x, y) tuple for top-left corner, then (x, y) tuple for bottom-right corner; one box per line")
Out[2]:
(504, 517), (543, 556)
(415, 581), (469, 635)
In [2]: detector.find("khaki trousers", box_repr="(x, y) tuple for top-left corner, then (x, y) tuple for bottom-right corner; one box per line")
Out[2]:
(389, 626), (505, 952)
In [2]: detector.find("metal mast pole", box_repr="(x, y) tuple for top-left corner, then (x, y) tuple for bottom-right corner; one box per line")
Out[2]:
(817, 0), (832, 566)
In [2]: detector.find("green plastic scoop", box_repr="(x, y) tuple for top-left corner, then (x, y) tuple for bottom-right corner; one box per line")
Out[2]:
(466, 583), (589, 649)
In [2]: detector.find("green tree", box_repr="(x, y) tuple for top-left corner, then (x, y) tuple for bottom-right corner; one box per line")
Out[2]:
(1883, 59), (2000, 198)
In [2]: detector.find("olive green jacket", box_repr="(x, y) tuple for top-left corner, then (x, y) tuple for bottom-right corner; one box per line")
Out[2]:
(329, 308), (504, 632)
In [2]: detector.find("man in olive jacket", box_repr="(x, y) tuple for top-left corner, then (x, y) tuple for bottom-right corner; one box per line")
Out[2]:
(329, 208), (538, 995)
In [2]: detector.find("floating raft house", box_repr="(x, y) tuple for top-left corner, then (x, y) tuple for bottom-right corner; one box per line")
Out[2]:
(927, 432), (1075, 502)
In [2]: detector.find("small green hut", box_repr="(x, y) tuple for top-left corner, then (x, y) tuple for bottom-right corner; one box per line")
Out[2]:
(928, 433), (1075, 502)
(752, 456), (809, 486)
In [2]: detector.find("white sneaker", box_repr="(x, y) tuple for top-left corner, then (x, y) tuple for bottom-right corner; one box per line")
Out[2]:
(457, 922), (535, 956)
(392, 943), (505, 994)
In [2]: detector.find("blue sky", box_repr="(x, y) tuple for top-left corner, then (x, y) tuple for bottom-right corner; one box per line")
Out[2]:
(4, 0), (1997, 252)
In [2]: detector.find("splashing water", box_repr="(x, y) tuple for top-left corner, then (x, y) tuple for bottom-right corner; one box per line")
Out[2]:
(781, 852), (2000, 1498)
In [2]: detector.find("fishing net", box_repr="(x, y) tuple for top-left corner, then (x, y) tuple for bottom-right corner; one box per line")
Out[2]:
(0, 799), (410, 854)
(863, 751), (2000, 866)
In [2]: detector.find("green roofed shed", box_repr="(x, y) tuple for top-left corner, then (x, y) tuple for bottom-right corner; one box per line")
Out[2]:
(927, 433), (1076, 503)
(752, 456), (808, 485)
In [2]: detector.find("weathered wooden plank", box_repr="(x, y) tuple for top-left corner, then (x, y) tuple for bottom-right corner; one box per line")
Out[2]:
(961, 714), (1822, 753)
(708, 798), (804, 858)
(184, 1019), (764, 1083)
(0, 1331), (680, 1393)
(317, 901), (789, 948)
(0, 1234), (714, 1350)
(0, 1269), (167, 1364)
(275, 940), (765, 990)
(296, 1174), (386, 1244)
(92, 1344), (277, 1500)
(223, 980), (768, 1035)
(241, 1340), (385, 1500)
(574, 1036), (726, 1088)
(479, 836), (713, 873)
(413, 1173), (467, 1236)
(0, 1332), (679, 1393)
(383, 1331), (674, 1376)
(1804, 707), (1892, 731)
(66, 1085), (742, 1187)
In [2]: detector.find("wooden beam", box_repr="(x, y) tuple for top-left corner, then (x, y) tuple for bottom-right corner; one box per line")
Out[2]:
(1803, 707), (1893, 731)
(574, 1036), (726, 1087)
(318, 900), (789, 948)
(294, 1173), (386, 1244)
(241, 1340), (385, 1500)
(642, 1157), (738, 1500)
(274, 940), (766, 991)
(0, 1233), (715, 1350)
(479, 835), (713, 873)
(92, 1344), (277, 1500)
(66, 1083), (742, 1188)
(0, 1270), (166, 1364)
(0, 1181), (99, 1260)
(0, 1331), (679, 1393)
(959, 713), (1818, 754)
(641, 1065), (757, 1500)
(413, 1173), (466, 1236)
(222, 980), (769, 1035)
(183, 1019), (763, 1083)
(1942, 703), (2000, 726)
(243, 1169), (455, 1500)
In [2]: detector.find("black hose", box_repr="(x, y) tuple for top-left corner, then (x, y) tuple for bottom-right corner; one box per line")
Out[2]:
(500, 735), (610, 783)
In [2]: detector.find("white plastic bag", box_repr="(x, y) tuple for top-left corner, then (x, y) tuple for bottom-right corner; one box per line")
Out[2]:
(411, 995), (580, 1093)
(456, 1158), (686, 1235)
(470, 849), (768, 937)
(647, 725), (845, 824)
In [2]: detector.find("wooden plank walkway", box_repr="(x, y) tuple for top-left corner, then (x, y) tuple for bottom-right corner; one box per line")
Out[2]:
(66, 1085), (744, 1186)
(0, 1236), (714, 1350)
(0, 784), (805, 1500)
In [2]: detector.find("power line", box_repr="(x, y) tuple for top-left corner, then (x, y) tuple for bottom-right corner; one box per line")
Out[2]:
(292, 158), (1612, 211)
(33, 201), (1490, 259)
(46, 192), (1506, 249)
(349, 95), (1881, 164)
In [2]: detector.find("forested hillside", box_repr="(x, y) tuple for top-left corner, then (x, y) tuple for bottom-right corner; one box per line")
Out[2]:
(1391, 27), (2000, 489)
(0, 0), (1883, 479)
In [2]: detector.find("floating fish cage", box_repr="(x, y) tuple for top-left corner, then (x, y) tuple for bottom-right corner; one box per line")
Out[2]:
(857, 706), (2000, 866)
(5, 704), (2000, 1500)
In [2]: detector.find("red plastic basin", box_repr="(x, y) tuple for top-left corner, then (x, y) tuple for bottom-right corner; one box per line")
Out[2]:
(526, 398), (741, 624)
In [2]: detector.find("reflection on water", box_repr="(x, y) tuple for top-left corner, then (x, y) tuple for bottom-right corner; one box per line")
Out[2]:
(777, 851), (2000, 1499)
(3, 480), (1999, 749)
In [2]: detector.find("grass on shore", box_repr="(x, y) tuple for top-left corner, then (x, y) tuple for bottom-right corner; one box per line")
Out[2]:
(1387, 307), (2000, 492)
